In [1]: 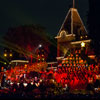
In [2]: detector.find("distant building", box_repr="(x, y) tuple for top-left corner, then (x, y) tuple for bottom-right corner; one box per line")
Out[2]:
(3, 48), (13, 60)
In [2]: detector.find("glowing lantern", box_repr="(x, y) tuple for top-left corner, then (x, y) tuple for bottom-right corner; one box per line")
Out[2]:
(70, 57), (72, 60)
(24, 64), (27, 68)
(80, 60), (83, 63)
(66, 60), (68, 63)
(62, 60), (65, 64)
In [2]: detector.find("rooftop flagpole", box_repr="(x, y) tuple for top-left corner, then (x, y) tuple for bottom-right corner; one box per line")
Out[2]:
(73, 0), (75, 8)
(71, 0), (75, 34)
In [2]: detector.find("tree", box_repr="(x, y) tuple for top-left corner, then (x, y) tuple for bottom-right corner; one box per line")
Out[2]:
(87, 0), (100, 56)
(3, 24), (51, 61)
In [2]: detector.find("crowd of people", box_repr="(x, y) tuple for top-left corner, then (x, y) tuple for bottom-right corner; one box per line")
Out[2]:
(0, 62), (100, 99)
(0, 62), (100, 91)
(54, 64), (100, 89)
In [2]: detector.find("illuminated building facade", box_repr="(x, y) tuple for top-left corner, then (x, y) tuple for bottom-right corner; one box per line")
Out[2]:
(55, 5), (92, 64)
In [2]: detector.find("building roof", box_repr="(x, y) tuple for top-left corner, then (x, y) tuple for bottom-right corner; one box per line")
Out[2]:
(56, 8), (88, 41)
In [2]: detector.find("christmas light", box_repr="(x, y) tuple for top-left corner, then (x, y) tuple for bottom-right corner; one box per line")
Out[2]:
(81, 42), (85, 47)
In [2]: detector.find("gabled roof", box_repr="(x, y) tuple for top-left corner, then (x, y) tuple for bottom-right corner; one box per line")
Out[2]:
(56, 8), (88, 40)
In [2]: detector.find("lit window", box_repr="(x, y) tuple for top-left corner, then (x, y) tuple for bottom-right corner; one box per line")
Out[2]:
(9, 53), (12, 57)
(4, 53), (7, 57)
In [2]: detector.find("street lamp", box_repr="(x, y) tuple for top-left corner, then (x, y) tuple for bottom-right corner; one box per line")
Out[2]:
(34, 44), (42, 53)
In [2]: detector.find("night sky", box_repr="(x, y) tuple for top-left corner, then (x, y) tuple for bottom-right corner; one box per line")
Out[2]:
(0, 0), (88, 38)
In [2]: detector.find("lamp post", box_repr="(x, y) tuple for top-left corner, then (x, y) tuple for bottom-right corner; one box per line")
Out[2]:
(36, 44), (43, 63)
(30, 44), (42, 63)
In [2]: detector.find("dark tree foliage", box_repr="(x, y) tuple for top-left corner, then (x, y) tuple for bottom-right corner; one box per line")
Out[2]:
(4, 25), (56, 61)
(87, 0), (100, 56)
(3, 24), (56, 61)
(94, 79), (100, 88)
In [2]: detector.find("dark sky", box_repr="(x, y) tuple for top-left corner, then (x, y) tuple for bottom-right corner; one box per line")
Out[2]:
(0, 0), (88, 38)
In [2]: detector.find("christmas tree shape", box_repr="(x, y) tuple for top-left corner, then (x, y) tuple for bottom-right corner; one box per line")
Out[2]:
(62, 49), (88, 67)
